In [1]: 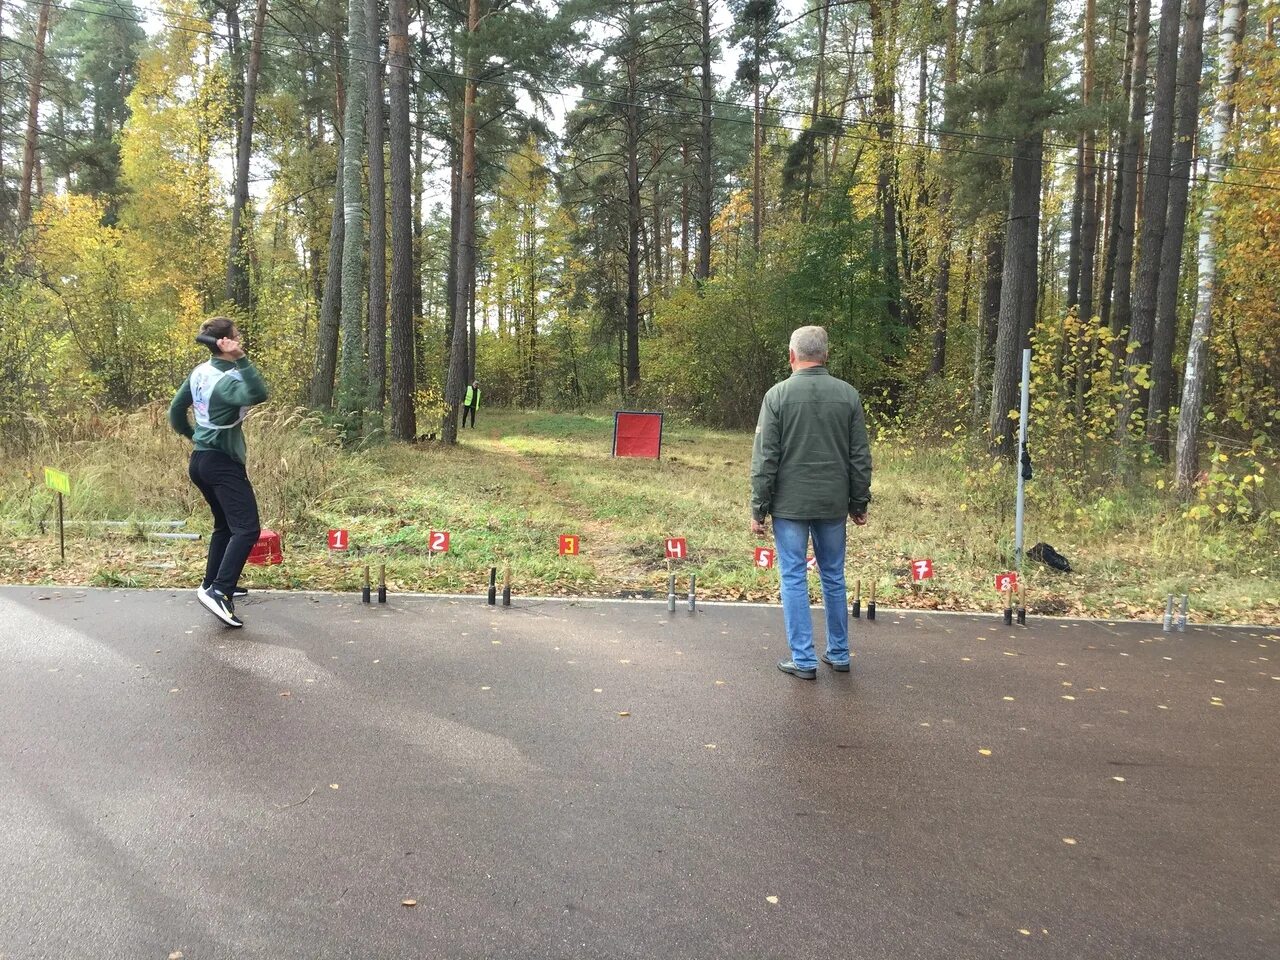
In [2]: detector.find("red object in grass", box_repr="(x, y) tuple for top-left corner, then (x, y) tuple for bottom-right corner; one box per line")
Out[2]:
(612, 411), (663, 459)
(248, 529), (283, 565)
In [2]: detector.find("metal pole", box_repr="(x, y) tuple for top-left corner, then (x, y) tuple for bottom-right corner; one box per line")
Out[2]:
(58, 493), (65, 562)
(1014, 347), (1031, 574)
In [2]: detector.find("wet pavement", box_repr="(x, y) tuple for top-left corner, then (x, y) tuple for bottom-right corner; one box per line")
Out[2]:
(1, 587), (1277, 959)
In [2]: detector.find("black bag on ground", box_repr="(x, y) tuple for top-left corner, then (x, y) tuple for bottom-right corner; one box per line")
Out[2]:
(1028, 542), (1072, 573)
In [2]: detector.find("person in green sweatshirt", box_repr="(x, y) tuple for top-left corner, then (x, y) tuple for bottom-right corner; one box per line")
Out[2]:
(169, 317), (270, 627)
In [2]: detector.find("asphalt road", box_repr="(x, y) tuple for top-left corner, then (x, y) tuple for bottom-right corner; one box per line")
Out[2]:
(1, 587), (1277, 960)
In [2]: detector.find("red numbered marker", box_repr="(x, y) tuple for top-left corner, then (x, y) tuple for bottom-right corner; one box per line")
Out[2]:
(559, 534), (581, 556)
(806, 556), (818, 572)
(665, 537), (687, 560)
(995, 572), (1019, 593)
(327, 529), (349, 552)
(911, 558), (935, 581)
(428, 530), (451, 553)
(753, 547), (775, 569)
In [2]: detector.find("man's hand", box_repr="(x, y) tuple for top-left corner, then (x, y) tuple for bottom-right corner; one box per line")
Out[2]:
(750, 518), (768, 537)
(218, 337), (246, 360)
(850, 512), (868, 526)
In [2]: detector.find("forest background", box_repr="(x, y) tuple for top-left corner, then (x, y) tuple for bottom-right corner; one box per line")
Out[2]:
(0, 0), (1276, 618)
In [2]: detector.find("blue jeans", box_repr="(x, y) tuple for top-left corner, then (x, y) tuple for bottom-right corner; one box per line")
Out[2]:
(773, 518), (849, 670)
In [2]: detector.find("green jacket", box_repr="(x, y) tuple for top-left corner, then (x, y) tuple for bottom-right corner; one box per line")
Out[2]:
(168, 357), (269, 465)
(750, 366), (872, 522)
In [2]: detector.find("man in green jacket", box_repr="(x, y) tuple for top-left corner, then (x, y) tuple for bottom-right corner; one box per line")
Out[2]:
(750, 325), (872, 679)
(169, 317), (270, 628)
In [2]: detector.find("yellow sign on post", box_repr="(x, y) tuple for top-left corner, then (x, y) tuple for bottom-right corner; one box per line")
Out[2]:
(44, 467), (70, 496)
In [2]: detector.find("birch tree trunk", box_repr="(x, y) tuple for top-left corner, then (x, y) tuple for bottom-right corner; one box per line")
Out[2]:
(1176, 0), (1247, 494)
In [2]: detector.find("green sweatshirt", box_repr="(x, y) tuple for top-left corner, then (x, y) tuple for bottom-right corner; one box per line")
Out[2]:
(750, 366), (872, 522)
(168, 357), (270, 465)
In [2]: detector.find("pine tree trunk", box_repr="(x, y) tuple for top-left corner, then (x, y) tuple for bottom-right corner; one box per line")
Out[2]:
(625, 48), (642, 392)
(17, 0), (52, 231)
(988, 0), (1047, 456)
(1149, 0), (1206, 458)
(310, 142), (345, 410)
(388, 0), (416, 440)
(929, 0), (959, 378)
(336, 0), (370, 434)
(1121, 0), (1182, 448)
(1111, 0), (1151, 343)
(1101, 0), (1136, 334)
(696, 0), (713, 280)
(365, 0), (387, 426)
(1078, 0), (1099, 328)
(443, 0), (480, 444)
(226, 0), (268, 311)
(800, 0), (830, 225)
(870, 0), (901, 327)
(1176, 0), (1246, 494)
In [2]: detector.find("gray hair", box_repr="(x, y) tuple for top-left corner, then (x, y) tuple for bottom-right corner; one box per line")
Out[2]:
(789, 326), (829, 362)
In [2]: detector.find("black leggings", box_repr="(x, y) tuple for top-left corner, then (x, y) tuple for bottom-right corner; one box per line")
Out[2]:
(462, 404), (476, 428)
(189, 450), (261, 594)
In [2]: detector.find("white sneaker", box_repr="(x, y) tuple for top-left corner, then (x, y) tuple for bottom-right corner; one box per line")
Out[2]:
(198, 586), (243, 628)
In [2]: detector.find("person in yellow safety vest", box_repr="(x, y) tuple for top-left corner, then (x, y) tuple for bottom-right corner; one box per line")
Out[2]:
(462, 379), (481, 428)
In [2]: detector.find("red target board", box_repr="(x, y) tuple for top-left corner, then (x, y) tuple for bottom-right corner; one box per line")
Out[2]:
(911, 558), (935, 582)
(327, 529), (349, 551)
(612, 411), (664, 459)
(559, 534), (581, 556)
(428, 530), (451, 553)
(753, 547), (775, 569)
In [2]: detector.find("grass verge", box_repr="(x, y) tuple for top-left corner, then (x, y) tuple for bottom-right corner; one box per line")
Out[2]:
(2, 406), (1276, 624)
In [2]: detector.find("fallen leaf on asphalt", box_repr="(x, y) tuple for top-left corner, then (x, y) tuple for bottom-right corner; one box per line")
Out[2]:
(1061, 695), (1076, 701)
(593, 688), (603, 693)
(1062, 838), (1077, 845)
(279, 691), (292, 698)
(766, 896), (779, 905)
(402, 899), (417, 908)
(617, 711), (630, 717)
(715, 680), (726, 686)
(1157, 704), (1169, 710)
(1062, 681), (1073, 687)
(330, 784), (339, 790)
(481, 686), (491, 691)
(978, 748), (992, 757)
(1003, 696), (1015, 702)
(169, 953), (184, 959)
(1019, 929), (1031, 936)
(704, 744), (717, 749)
(1112, 776), (1126, 782)
(619, 659), (631, 664)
